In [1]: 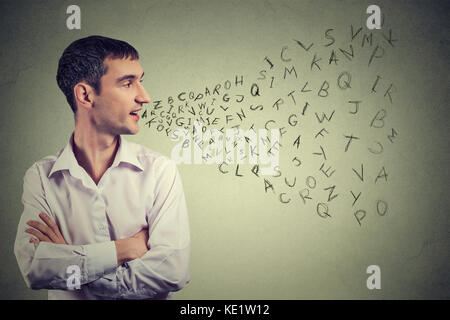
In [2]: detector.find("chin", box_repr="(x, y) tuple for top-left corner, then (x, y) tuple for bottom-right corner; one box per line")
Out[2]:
(127, 126), (140, 135)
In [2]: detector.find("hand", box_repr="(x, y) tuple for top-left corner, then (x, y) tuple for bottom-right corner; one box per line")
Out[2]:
(115, 228), (149, 265)
(26, 212), (67, 245)
(132, 228), (150, 256)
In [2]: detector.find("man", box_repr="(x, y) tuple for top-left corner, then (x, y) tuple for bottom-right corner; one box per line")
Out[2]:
(13, 35), (190, 300)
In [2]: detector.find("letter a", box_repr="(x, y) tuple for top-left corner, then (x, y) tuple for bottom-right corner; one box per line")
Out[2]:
(366, 5), (381, 30)
(66, 265), (81, 290)
(66, 5), (81, 30)
(366, 265), (381, 289)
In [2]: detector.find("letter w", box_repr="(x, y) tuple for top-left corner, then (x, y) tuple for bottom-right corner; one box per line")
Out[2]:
(245, 305), (257, 314)
(315, 110), (335, 123)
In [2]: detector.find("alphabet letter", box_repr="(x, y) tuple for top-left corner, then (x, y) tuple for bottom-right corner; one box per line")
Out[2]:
(66, 5), (81, 30)
(366, 265), (381, 289)
(366, 5), (381, 30)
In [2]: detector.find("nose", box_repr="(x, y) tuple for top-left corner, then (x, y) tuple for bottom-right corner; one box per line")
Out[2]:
(136, 83), (151, 104)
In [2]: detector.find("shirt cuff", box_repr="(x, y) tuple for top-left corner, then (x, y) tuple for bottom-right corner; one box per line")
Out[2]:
(84, 241), (117, 279)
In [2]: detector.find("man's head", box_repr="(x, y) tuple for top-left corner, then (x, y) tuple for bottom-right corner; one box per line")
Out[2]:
(56, 35), (150, 135)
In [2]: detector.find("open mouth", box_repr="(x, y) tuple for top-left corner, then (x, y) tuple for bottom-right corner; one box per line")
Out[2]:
(129, 111), (140, 120)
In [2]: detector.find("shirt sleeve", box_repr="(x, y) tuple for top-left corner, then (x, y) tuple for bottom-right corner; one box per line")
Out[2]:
(86, 159), (191, 299)
(14, 164), (118, 290)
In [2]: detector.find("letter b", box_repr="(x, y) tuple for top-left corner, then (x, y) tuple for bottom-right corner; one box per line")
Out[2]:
(370, 109), (386, 128)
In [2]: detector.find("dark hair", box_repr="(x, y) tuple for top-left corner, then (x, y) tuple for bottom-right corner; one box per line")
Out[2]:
(56, 35), (139, 113)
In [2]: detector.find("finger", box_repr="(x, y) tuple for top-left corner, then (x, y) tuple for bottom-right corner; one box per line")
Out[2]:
(39, 213), (63, 237)
(29, 237), (40, 244)
(26, 220), (58, 242)
(26, 228), (51, 242)
(26, 228), (50, 242)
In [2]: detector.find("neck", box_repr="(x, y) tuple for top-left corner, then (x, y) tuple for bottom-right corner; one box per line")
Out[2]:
(72, 121), (119, 185)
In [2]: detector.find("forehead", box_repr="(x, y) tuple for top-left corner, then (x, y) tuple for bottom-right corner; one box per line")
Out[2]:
(102, 57), (143, 79)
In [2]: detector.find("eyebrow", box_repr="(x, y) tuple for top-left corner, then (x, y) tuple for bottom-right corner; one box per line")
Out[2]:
(116, 71), (145, 83)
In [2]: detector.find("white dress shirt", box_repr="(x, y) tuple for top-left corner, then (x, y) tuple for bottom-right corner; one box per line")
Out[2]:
(14, 134), (190, 299)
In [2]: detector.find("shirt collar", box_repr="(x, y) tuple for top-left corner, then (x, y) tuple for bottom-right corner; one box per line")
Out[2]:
(111, 135), (144, 171)
(48, 134), (144, 179)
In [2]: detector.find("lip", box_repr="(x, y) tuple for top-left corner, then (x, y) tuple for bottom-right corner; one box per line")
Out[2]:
(130, 108), (142, 121)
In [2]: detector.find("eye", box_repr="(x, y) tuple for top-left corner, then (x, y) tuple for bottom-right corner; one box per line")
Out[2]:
(123, 82), (132, 88)
(139, 79), (144, 84)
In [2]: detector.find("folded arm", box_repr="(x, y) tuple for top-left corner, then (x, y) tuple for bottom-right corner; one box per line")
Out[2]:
(13, 165), (121, 290)
(86, 160), (191, 299)
(15, 160), (190, 298)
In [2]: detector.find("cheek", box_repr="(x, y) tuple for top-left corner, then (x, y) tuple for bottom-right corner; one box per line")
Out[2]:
(101, 97), (125, 114)
(94, 91), (133, 122)
(111, 93), (132, 111)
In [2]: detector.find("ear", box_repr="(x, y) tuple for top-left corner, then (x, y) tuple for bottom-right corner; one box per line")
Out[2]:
(73, 82), (95, 111)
